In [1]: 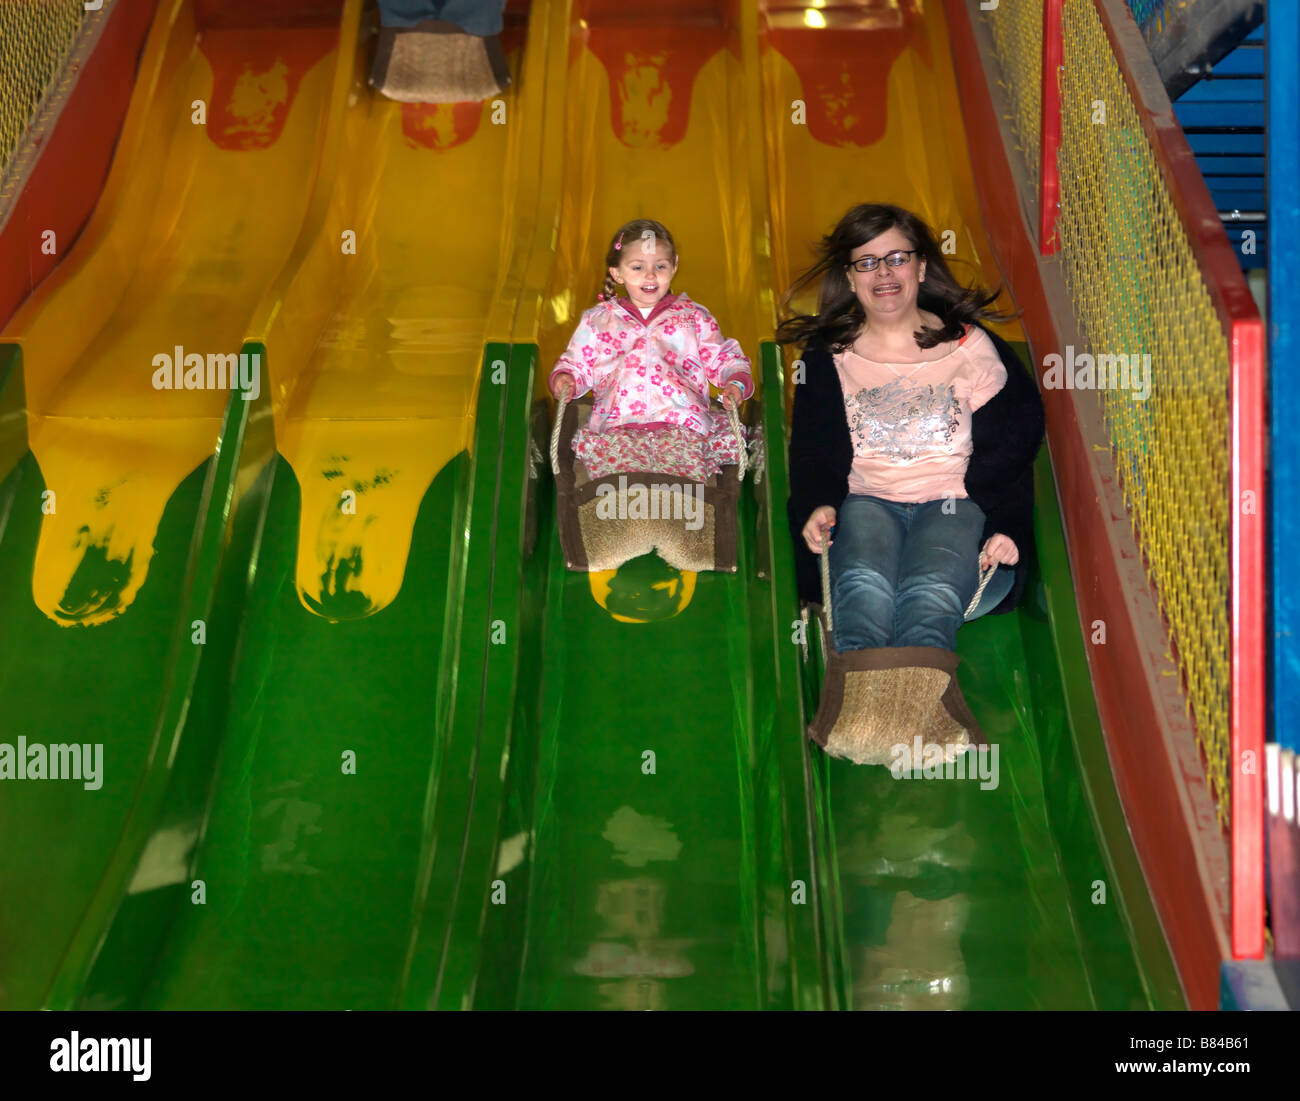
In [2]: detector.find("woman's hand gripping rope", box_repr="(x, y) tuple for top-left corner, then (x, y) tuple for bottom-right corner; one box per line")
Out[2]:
(966, 533), (1017, 617)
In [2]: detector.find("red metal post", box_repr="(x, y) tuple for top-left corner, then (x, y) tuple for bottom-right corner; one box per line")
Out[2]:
(1231, 314), (1267, 959)
(1038, 0), (1064, 254)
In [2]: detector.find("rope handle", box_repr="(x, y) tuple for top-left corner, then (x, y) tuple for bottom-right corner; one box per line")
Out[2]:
(549, 393), (570, 476)
(723, 399), (747, 482)
(819, 531), (833, 635)
(966, 559), (998, 618)
(817, 529), (997, 632)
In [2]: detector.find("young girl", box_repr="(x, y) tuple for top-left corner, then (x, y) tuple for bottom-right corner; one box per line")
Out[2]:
(548, 219), (753, 481)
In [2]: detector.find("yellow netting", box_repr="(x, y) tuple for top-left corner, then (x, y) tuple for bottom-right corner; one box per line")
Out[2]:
(0, 0), (89, 183)
(983, 0), (1043, 186)
(1051, 0), (1231, 819)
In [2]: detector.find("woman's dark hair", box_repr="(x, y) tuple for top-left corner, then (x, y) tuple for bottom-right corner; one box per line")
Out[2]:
(600, 219), (677, 303)
(774, 203), (1015, 351)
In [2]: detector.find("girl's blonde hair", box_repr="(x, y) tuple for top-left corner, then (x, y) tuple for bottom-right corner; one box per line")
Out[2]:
(599, 219), (678, 303)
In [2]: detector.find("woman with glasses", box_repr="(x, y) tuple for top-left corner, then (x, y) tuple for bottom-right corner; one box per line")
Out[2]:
(779, 203), (1044, 764)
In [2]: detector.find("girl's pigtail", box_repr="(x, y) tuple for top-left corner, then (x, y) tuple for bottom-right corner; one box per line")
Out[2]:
(598, 231), (625, 303)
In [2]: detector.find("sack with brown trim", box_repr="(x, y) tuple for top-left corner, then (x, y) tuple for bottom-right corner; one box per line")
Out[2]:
(550, 396), (741, 573)
(807, 642), (985, 767)
(370, 20), (511, 104)
(805, 545), (992, 766)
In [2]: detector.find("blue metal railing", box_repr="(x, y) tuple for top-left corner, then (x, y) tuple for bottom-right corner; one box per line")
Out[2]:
(1270, 0), (1298, 753)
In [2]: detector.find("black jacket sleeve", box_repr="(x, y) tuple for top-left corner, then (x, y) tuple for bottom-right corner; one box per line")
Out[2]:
(964, 327), (1046, 614)
(787, 344), (852, 605)
(787, 343), (851, 521)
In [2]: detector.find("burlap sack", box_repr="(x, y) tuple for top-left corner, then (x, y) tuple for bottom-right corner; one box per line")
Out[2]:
(807, 633), (986, 767)
(370, 20), (511, 103)
(554, 398), (739, 573)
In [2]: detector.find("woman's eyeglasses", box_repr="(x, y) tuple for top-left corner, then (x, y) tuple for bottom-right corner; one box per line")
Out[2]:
(848, 249), (919, 273)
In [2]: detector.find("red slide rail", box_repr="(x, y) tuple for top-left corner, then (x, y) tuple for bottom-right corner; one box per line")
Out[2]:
(948, 0), (1266, 1000)
(0, 1), (157, 330)
(1015, 0), (1264, 965)
(1085, 0), (1266, 964)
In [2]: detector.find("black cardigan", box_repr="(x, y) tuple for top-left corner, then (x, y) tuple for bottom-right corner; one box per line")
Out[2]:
(785, 325), (1045, 613)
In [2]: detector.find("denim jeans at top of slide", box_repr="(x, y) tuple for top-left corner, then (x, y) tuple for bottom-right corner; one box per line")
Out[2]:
(377, 0), (505, 34)
(828, 494), (986, 652)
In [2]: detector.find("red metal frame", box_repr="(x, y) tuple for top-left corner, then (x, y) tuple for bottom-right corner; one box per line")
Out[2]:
(946, 0), (1267, 998)
(1092, 0), (1265, 962)
(0, 1), (157, 330)
(1229, 315), (1267, 959)
(947, 0), (1229, 1010)
(1038, 0), (1063, 254)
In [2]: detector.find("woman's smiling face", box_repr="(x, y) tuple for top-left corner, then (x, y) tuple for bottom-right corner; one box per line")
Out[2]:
(611, 238), (678, 309)
(847, 227), (926, 323)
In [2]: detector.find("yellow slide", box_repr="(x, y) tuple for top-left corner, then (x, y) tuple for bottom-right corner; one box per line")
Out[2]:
(2, 0), (545, 625)
(2, 0), (354, 625)
(758, 1), (1020, 341)
(247, 5), (539, 619)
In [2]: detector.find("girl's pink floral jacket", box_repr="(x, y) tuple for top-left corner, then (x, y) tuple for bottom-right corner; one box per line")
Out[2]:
(548, 292), (754, 436)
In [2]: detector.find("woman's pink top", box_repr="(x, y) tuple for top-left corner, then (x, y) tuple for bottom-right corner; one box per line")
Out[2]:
(832, 325), (1007, 503)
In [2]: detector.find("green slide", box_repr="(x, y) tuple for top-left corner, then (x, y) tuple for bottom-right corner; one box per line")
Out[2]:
(796, 344), (1185, 1011)
(407, 341), (1184, 1010)
(76, 347), (508, 1010)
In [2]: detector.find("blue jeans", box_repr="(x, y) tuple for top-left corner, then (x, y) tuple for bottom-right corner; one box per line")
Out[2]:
(377, 0), (504, 34)
(828, 495), (986, 653)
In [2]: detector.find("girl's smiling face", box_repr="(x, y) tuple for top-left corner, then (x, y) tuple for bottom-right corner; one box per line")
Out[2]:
(611, 238), (678, 310)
